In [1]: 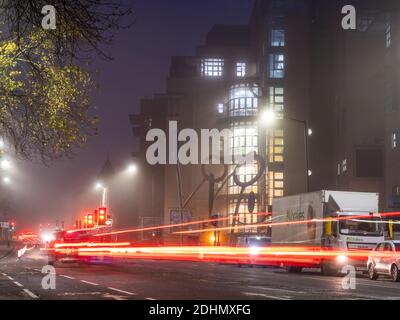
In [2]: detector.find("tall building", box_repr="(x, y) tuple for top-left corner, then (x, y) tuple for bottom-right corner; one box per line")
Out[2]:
(131, 0), (394, 243)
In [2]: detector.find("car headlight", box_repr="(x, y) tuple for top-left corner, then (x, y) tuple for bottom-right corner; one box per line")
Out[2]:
(250, 246), (260, 256)
(336, 255), (349, 264)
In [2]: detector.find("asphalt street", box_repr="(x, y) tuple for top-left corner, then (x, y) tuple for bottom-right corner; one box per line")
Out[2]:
(0, 248), (399, 300)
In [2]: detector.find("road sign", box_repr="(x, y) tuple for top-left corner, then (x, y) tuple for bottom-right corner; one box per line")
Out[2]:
(0, 222), (10, 228)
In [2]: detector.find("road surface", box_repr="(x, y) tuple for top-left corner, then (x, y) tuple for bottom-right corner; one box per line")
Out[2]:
(0, 248), (400, 300)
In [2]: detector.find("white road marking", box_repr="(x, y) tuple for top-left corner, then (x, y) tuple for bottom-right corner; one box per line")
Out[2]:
(108, 287), (136, 296)
(13, 281), (23, 287)
(80, 280), (99, 286)
(23, 289), (39, 299)
(146, 297), (157, 300)
(1, 273), (7, 276)
(103, 293), (128, 301)
(242, 292), (292, 300)
(61, 275), (75, 280)
(248, 286), (305, 294)
(33, 269), (41, 273)
(6, 276), (14, 281)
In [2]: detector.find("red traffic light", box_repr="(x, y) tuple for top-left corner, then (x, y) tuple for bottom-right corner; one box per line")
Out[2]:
(98, 208), (107, 225)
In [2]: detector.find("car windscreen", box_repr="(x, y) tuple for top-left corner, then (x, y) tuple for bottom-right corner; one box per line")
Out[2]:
(248, 238), (271, 247)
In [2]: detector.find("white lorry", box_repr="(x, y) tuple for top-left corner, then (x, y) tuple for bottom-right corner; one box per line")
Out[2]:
(272, 190), (384, 275)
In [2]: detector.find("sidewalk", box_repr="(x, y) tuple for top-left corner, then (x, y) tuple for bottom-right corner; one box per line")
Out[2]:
(0, 241), (15, 259)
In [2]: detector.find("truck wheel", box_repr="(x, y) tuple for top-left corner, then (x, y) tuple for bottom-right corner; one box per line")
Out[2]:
(391, 265), (400, 282)
(286, 266), (302, 273)
(368, 264), (378, 280)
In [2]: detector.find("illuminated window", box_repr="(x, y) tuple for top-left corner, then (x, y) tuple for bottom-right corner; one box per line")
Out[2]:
(228, 163), (259, 196)
(217, 103), (224, 114)
(386, 15), (392, 48)
(271, 29), (285, 47)
(274, 190), (284, 197)
(269, 87), (284, 116)
(392, 132), (398, 149)
(236, 62), (246, 77)
(228, 200), (259, 233)
(230, 122), (258, 158)
(337, 163), (341, 176)
(201, 59), (224, 77)
(342, 159), (347, 173)
(229, 84), (260, 117)
(275, 172), (283, 180)
(269, 54), (285, 78)
(358, 15), (374, 32)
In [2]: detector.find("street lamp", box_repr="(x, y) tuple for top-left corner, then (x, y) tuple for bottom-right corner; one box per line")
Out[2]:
(260, 110), (312, 192)
(127, 163), (138, 174)
(95, 181), (103, 190)
(2, 177), (10, 184)
(260, 109), (276, 125)
(1, 159), (11, 171)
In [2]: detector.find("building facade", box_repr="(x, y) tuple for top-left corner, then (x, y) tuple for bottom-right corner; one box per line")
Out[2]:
(131, 0), (395, 244)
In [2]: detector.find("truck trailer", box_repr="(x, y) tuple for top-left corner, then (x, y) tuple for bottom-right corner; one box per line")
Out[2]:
(272, 190), (384, 275)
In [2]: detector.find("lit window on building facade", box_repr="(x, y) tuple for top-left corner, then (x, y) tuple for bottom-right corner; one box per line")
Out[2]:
(229, 84), (259, 117)
(269, 54), (285, 78)
(230, 123), (258, 158)
(236, 62), (246, 77)
(201, 58), (224, 77)
(357, 15), (374, 32)
(392, 132), (398, 149)
(271, 29), (285, 47)
(386, 14), (391, 49)
(268, 129), (284, 205)
(228, 161), (259, 233)
(269, 87), (284, 117)
(217, 103), (224, 114)
(342, 159), (347, 173)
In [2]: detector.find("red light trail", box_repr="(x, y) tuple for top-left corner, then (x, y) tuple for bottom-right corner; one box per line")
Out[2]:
(173, 212), (400, 235)
(92, 216), (235, 237)
(44, 245), (400, 268)
(83, 212), (400, 239)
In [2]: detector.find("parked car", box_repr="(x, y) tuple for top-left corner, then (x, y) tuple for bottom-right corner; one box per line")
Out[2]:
(236, 236), (272, 267)
(367, 241), (400, 282)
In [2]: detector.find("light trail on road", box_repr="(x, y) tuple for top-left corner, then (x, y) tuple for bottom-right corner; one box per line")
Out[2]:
(173, 211), (400, 235)
(46, 244), (394, 268)
(92, 216), (234, 237)
(85, 211), (400, 239)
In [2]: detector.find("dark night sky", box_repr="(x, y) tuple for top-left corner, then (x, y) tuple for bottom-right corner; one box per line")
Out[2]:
(14, 0), (254, 230)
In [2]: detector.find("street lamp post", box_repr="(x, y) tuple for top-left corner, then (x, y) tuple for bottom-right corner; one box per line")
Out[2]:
(261, 111), (312, 193)
(284, 116), (311, 192)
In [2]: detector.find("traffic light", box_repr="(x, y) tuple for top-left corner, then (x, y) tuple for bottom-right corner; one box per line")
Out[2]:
(87, 213), (94, 227)
(9, 221), (15, 231)
(84, 215), (88, 228)
(98, 207), (107, 225)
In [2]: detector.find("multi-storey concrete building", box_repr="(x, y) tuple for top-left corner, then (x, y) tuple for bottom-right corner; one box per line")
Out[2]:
(130, 0), (394, 243)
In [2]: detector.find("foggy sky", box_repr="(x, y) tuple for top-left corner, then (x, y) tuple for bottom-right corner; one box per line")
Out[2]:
(13, 0), (254, 231)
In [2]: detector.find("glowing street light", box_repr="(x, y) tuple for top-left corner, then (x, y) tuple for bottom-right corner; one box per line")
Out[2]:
(95, 181), (104, 190)
(3, 177), (10, 184)
(1, 159), (11, 171)
(127, 164), (138, 174)
(260, 109), (276, 125)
